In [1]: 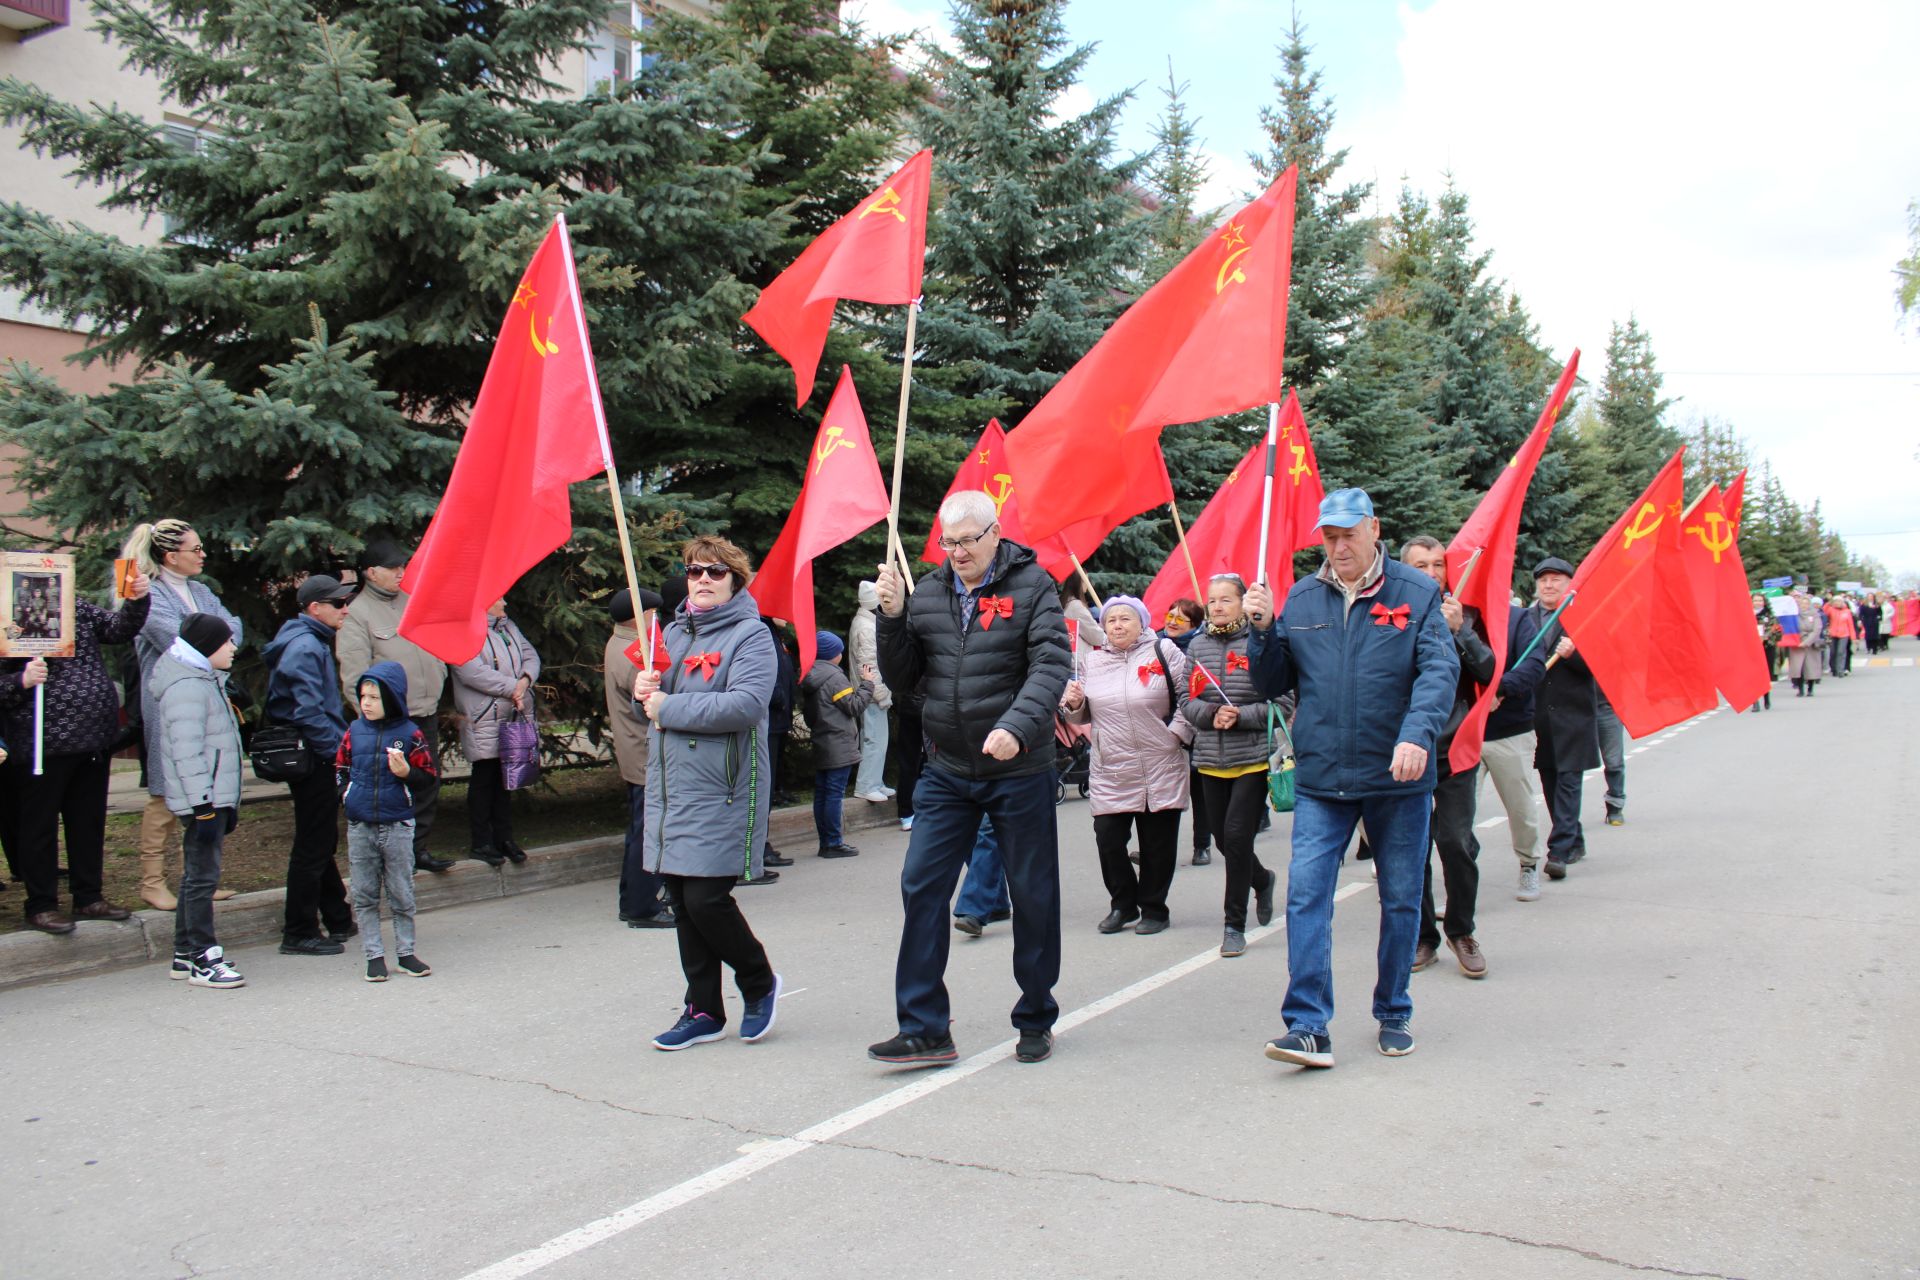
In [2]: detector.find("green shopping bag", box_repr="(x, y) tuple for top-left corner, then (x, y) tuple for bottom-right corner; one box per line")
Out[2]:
(1266, 703), (1296, 813)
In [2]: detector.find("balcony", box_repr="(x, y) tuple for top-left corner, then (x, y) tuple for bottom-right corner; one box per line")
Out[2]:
(0, 0), (69, 35)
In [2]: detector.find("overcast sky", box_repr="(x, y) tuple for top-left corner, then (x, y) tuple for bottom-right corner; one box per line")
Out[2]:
(843, 0), (1920, 581)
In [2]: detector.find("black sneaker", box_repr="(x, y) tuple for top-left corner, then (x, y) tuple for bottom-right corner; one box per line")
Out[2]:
(1377, 1021), (1416, 1057)
(1254, 867), (1277, 926)
(867, 1032), (959, 1066)
(953, 914), (984, 937)
(1192, 848), (1212, 865)
(1015, 1029), (1053, 1063)
(818, 844), (860, 858)
(624, 907), (677, 929)
(1264, 1028), (1334, 1068)
(328, 922), (359, 943)
(280, 935), (344, 956)
(395, 954), (432, 977)
(365, 957), (389, 982)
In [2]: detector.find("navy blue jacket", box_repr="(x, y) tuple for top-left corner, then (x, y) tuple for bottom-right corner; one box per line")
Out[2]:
(334, 661), (436, 824)
(264, 614), (348, 757)
(1247, 559), (1458, 799)
(1484, 607), (1551, 742)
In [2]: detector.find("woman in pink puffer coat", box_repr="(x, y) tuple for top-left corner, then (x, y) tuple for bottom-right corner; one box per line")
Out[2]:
(1061, 595), (1192, 936)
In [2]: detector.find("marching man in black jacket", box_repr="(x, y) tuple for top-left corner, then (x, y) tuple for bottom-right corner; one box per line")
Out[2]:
(869, 491), (1072, 1067)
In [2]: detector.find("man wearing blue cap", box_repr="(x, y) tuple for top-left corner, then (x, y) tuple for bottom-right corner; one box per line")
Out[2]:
(1243, 489), (1457, 1068)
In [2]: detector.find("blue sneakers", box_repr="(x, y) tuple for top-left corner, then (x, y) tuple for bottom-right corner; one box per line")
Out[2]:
(1264, 1028), (1334, 1068)
(741, 973), (783, 1043)
(652, 1008), (726, 1051)
(1377, 1022), (1416, 1056)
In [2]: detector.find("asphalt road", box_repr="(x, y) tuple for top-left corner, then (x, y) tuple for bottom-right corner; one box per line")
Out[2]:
(3, 661), (1916, 1280)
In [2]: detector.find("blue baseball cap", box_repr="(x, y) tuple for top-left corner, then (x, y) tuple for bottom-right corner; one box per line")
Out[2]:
(1316, 488), (1375, 529)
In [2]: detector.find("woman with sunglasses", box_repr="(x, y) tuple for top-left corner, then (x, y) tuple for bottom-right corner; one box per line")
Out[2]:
(1180, 573), (1279, 958)
(637, 537), (782, 1050)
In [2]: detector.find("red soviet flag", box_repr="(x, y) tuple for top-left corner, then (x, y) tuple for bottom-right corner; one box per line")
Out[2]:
(924, 420), (1170, 584)
(1560, 449), (1719, 737)
(1722, 468), (1747, 533)
(1006, 167), (1298, 543)
(1678, 484), (1771, 711)
(743, 150), (932, 408)
(401, 216), (614, 664)
(755, 366), (893, 674)
(1443, 350), (1580, 772)
(1141, 389), (1324, 618)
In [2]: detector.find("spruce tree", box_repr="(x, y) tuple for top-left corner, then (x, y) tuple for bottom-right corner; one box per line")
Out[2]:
(0, 0), (771, 729)
(1593, 316), (1681, 511)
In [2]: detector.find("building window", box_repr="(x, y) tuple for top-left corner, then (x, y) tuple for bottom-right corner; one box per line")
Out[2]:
(585, 4), (655, 93)
(161, 122), (219, 247)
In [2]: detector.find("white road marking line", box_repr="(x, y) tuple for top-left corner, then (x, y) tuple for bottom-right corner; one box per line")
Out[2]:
(458, 884), (1373, 1280)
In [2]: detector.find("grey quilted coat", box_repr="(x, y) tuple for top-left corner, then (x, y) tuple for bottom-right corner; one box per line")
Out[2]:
(450, 615), (540, 762)
(149, 650), (244, 816)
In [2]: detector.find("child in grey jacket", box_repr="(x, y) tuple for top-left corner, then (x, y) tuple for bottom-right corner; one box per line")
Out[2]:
(151, 614), (245, 989)
(800, 632), (874, 858)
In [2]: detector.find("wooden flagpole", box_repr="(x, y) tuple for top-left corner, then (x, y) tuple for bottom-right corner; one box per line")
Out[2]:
(1167, 498), (1204, 601)
(885, 301), (921, 596)
(1069, 554), (1103, 608)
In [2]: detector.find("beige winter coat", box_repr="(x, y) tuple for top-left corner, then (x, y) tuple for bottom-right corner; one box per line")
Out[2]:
(603, 623), (649, 785)
(335, 582), (448, 719)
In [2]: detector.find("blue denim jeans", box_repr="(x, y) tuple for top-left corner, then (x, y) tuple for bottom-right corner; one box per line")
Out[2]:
(618, 783), (666, 919)
(347, 819), (417, 961)
(953, 816), (1011, 920)
(896, 767), (1061, 1037)
(814, 765), (852, 848)
(1282, 791), (1431, 1036)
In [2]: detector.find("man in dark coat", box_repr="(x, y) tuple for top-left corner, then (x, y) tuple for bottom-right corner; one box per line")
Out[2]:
(869, 490), (1072, 1067)
(1526, 557), (1600, 878)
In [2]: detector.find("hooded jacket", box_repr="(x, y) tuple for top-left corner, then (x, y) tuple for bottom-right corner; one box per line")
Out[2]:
(875, 539), (1071, 781)
(137, 576), (241, 796)
(848, 582), (892, 709)
(264, 613), (348, 758)
(1064, 632), (1190, 815)
(450, 614), (540, 762)
(1247, 555), (1458, 799)
(801, 658), (874, 771)
(334, 581), (448, 717)
(335, 661), (437, 824)
(149, 646), (243, 817)
(643, 589), (777, 879)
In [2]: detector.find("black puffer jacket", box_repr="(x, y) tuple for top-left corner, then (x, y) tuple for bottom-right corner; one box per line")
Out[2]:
(876, 540), (1070, 781)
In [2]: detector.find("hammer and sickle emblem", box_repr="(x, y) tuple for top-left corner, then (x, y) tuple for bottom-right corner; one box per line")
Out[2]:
(1288, 444), (1311, 485)
(1621, 502), (1663, 550)
(1227, 467), (1241, 485)
(987, 474), (1015, 515)
(1216, 247), (1250, 294)
(813, 425), (856, 475)
(860, 187), (906, 223)
(528, 312), (560, 358)
(1685, 513), (1735, 564)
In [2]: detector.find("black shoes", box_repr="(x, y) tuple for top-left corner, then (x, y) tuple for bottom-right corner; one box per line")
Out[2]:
(818, 844), (860, 858)
(500, 841), (529, 865)
(1254, 868), (1277, 927)
(280, 935), (345, 956)
(868, 1032), (959, 1066)
(1098, 908), (1140, 934)
(953, 914), (984, 937)
(469, 847), (506, 867)
(622, 905), (677, 929)
(328, 922), (359, 944)
(1134, 916), (1169, 936)
(763, 849), (794, 867)
(1015, 1029), (1053, 1063)
(1191, 848), (1212, 865)
(414, 850), (455, 873)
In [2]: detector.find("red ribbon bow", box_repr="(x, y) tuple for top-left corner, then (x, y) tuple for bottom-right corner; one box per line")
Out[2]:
(1137, 660), (1164, 686)
(977, 596), (1014, 630)
(683, 651), (723, 681)
(1226, 651), (1249, 673)
(1371, 603), (1411, 631)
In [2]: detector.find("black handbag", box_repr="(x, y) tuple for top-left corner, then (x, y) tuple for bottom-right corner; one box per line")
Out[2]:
(249, 723), (313, 782)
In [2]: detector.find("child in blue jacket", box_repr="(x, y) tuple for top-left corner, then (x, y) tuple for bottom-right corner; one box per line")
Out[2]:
(336, 661), (439, 982)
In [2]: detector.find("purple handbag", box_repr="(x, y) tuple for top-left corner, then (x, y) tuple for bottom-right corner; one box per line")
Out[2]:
(499, 710), (542, 791)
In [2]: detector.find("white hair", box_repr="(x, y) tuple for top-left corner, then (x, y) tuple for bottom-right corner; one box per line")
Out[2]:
(938, 490), (999, 534)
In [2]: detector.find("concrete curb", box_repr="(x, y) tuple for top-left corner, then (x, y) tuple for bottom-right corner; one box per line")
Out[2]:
(0, 796), (905, 992)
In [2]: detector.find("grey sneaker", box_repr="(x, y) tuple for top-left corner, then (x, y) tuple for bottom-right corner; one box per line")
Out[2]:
(1220, 928), (1247, 958)
(1516, 864), (1542, 901)
(1377, 1021), (1416, 1056)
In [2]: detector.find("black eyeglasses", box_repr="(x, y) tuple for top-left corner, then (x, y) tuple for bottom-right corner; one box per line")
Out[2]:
(937, 523), (998, 552)
(685, 562), (731, 582)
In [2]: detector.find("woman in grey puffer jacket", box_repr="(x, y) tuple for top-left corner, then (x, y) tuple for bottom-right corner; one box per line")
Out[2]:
(637, 537), (781, 1051)
(1179, 574), (1279, 957)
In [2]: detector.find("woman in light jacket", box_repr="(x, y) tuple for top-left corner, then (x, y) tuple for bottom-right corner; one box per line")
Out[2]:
(450, 598), (540, 866)
(848, 581), (894, 803)
(637, 536), (781, 1051)
(1180, 573), (1279, 958)
(1061, 595), (1191, 936)
(1783, 589), (1825, 696)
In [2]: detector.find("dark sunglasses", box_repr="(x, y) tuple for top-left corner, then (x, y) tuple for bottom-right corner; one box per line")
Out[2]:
(684, 562), (732, 582)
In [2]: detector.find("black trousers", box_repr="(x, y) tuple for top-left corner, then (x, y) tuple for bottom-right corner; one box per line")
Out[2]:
(11, 750), (111, 916)
(412, 718), (443, 855)
(1188, 768), (1211, 852)
(1198, 771), (1270, 930)
(663, 874), (774, 1022)
(1419, 765), (1481, 947)
(1093, 808), (1181, 922)
(1538, 767), (1587, 865)
(891, 708), (926, 821)
(283, 765), (350, 939)
(466, 757), (515, 852)
(767, 724), (791, 799)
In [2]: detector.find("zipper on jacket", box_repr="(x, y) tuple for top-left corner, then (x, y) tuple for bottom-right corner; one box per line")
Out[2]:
(724, 734), (738, 798)
(741, 726), (760, 878)
(948, 585), (977, 780)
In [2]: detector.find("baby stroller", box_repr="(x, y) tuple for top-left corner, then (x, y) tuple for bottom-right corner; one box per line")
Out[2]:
(1053, 713), (1091, 803)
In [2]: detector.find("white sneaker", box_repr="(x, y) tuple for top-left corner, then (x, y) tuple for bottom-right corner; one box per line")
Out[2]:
(1516, 864), (1542, 902)
(188, 946), (246, 989)
(900, 815), (914, 832)
(882, 786), (898, 797)
(860, 790), (892, 804)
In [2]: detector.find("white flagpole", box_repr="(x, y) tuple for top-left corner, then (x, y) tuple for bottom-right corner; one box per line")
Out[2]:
(1253, 400), (1281, 584)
